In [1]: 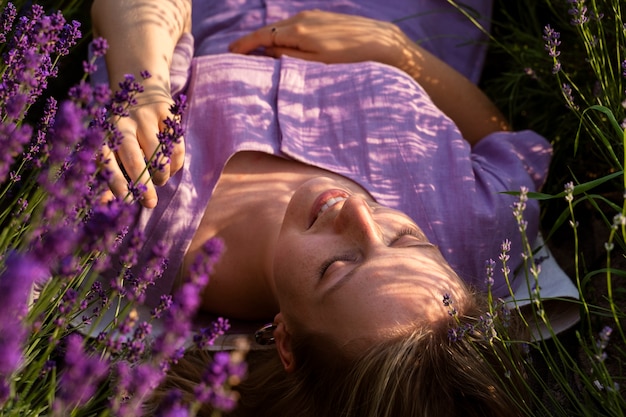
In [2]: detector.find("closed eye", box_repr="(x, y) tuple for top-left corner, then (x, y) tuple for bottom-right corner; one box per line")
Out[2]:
(318, 254), (357, 280)
(319, 228), (428, 279)
(390, 227), (422, 246)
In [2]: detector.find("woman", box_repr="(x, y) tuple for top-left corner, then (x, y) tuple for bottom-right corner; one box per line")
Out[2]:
(92, 0), (550, 415)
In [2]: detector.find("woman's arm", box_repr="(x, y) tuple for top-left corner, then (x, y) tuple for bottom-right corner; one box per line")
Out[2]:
(91, 0), (191, 207)
(229, 10), (509, 146)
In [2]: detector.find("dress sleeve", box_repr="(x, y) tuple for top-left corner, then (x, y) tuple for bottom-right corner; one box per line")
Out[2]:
(472, 130), (553, 193)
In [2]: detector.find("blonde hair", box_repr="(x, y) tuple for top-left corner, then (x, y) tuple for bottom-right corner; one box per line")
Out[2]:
(148, 293), (529, 417)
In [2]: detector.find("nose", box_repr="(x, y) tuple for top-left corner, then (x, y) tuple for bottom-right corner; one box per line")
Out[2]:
(333, 196), (381, 245)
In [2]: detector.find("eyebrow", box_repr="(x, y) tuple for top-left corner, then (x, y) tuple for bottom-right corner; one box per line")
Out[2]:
(324, 242), (437, 296)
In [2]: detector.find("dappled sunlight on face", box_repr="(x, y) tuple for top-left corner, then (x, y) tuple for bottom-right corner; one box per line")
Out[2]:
(271, 176), (469, 346)
(274, 234), (466, 344)
(304, 249), (467, 344)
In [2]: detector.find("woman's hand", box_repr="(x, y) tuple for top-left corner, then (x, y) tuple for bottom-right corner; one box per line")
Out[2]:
(92, 0), (190, 208)
(229, 10), (410, 69)
(100, 93), (182, 208)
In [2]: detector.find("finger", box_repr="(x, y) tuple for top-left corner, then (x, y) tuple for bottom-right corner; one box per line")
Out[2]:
(115, 125), (158, 208)
(100, 143), (129, 197)
(230, 23), (300, 54)
(169, 135), (185, 175)
(136, 112), (170, 186)
(102, 142), (159, 208)
(99, 188), (115, 205)
(229, 26), (275, 54)
(265, 46), (320, 62)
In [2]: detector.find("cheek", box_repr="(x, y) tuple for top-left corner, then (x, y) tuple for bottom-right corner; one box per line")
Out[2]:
(273, 234), (313, 298)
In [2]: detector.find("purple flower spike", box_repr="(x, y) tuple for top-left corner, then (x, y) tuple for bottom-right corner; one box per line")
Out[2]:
(189, 237), (224, 284)
(0, 252), (49, 399)
(152, 95), (187, 172)
(193, 317), (231, 350)
(0, 3), (17, 44)
(111, 361), (164, 416)
(91, 37), (108, 58)
(484, 259), (496, 287)
(55, 334), (109, 411)
(562, 83), (579, 111)
(0, 122), (32, 183)
(47, 100), (85, 165)
(155, 390), (189, 417)
(568, 0), (589, 26)
(542, 25), (562, 73)
(193, 351), (247, 412)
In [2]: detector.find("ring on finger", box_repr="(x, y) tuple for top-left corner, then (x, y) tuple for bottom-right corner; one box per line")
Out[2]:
(270, 27), (278, 45)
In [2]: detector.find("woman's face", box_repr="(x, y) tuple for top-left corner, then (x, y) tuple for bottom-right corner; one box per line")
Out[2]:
(271, 177), (467, 346)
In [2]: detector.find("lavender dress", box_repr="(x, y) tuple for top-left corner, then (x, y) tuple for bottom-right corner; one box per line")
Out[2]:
(98, 0), (552, 308)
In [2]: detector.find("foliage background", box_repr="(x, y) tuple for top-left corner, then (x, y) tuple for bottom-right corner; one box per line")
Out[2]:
(481, 0), (626, 414)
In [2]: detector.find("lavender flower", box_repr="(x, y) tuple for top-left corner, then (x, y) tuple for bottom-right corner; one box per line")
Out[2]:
(120, 228), (145, 267)
(512, 186), (529, 233)
(190, 237), (225, 284)
(129, 180), (148, 203)
(0, 3), (81, 114)
(497, 300), (512, 328)
(499, 239), (511, 276)
(447, 323), (474, 343)
(524, 67), (538, 80)
(54, 19), (81, 56)
(612, 213), (626, 230)
(476, 313), (496, 342)
(58, 288), (79, 315)
(194, 317), (231, 350)
(151, 294), (173, 319)
(125, 240), (169, 302)
(0, 3), (17, 44)
(45, 100), (85, 167)
(155, 390), (189, 417)
(82, 59), (97, 75)
(562, 83), (579, 111)
(152, 95), (187, 172)
(82, 198), (138, 258)
(55, 334), (109, 411)
(91, 37), (109, 58)
(564, 181), (575, 202)
(193, 350), (248, 413)
(0, 252), (49, 403)
(110, 361), (164, 416)
(150, 239), (223, 373)
(484, 259), (495, 288)
(442, 293), (452, 306)
(0, 122), (32, 183)
(125, 336), (149, 363)
(111, 74), (144, 117)
(595, 325), (613, 360)
(24, 96), (57, 166)
(442, 293), (457, 317)
(567, 0), (589, 26)
(543, 25), (562, 73)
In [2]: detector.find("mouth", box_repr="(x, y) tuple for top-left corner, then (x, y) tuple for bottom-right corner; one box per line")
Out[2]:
(308, 189), (350, 228)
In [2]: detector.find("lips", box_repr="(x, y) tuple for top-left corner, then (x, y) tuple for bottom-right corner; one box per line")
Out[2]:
(308, 189), (350, 228)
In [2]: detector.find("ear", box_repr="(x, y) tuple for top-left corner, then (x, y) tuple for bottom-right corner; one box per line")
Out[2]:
(273, 313), (296, 373)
